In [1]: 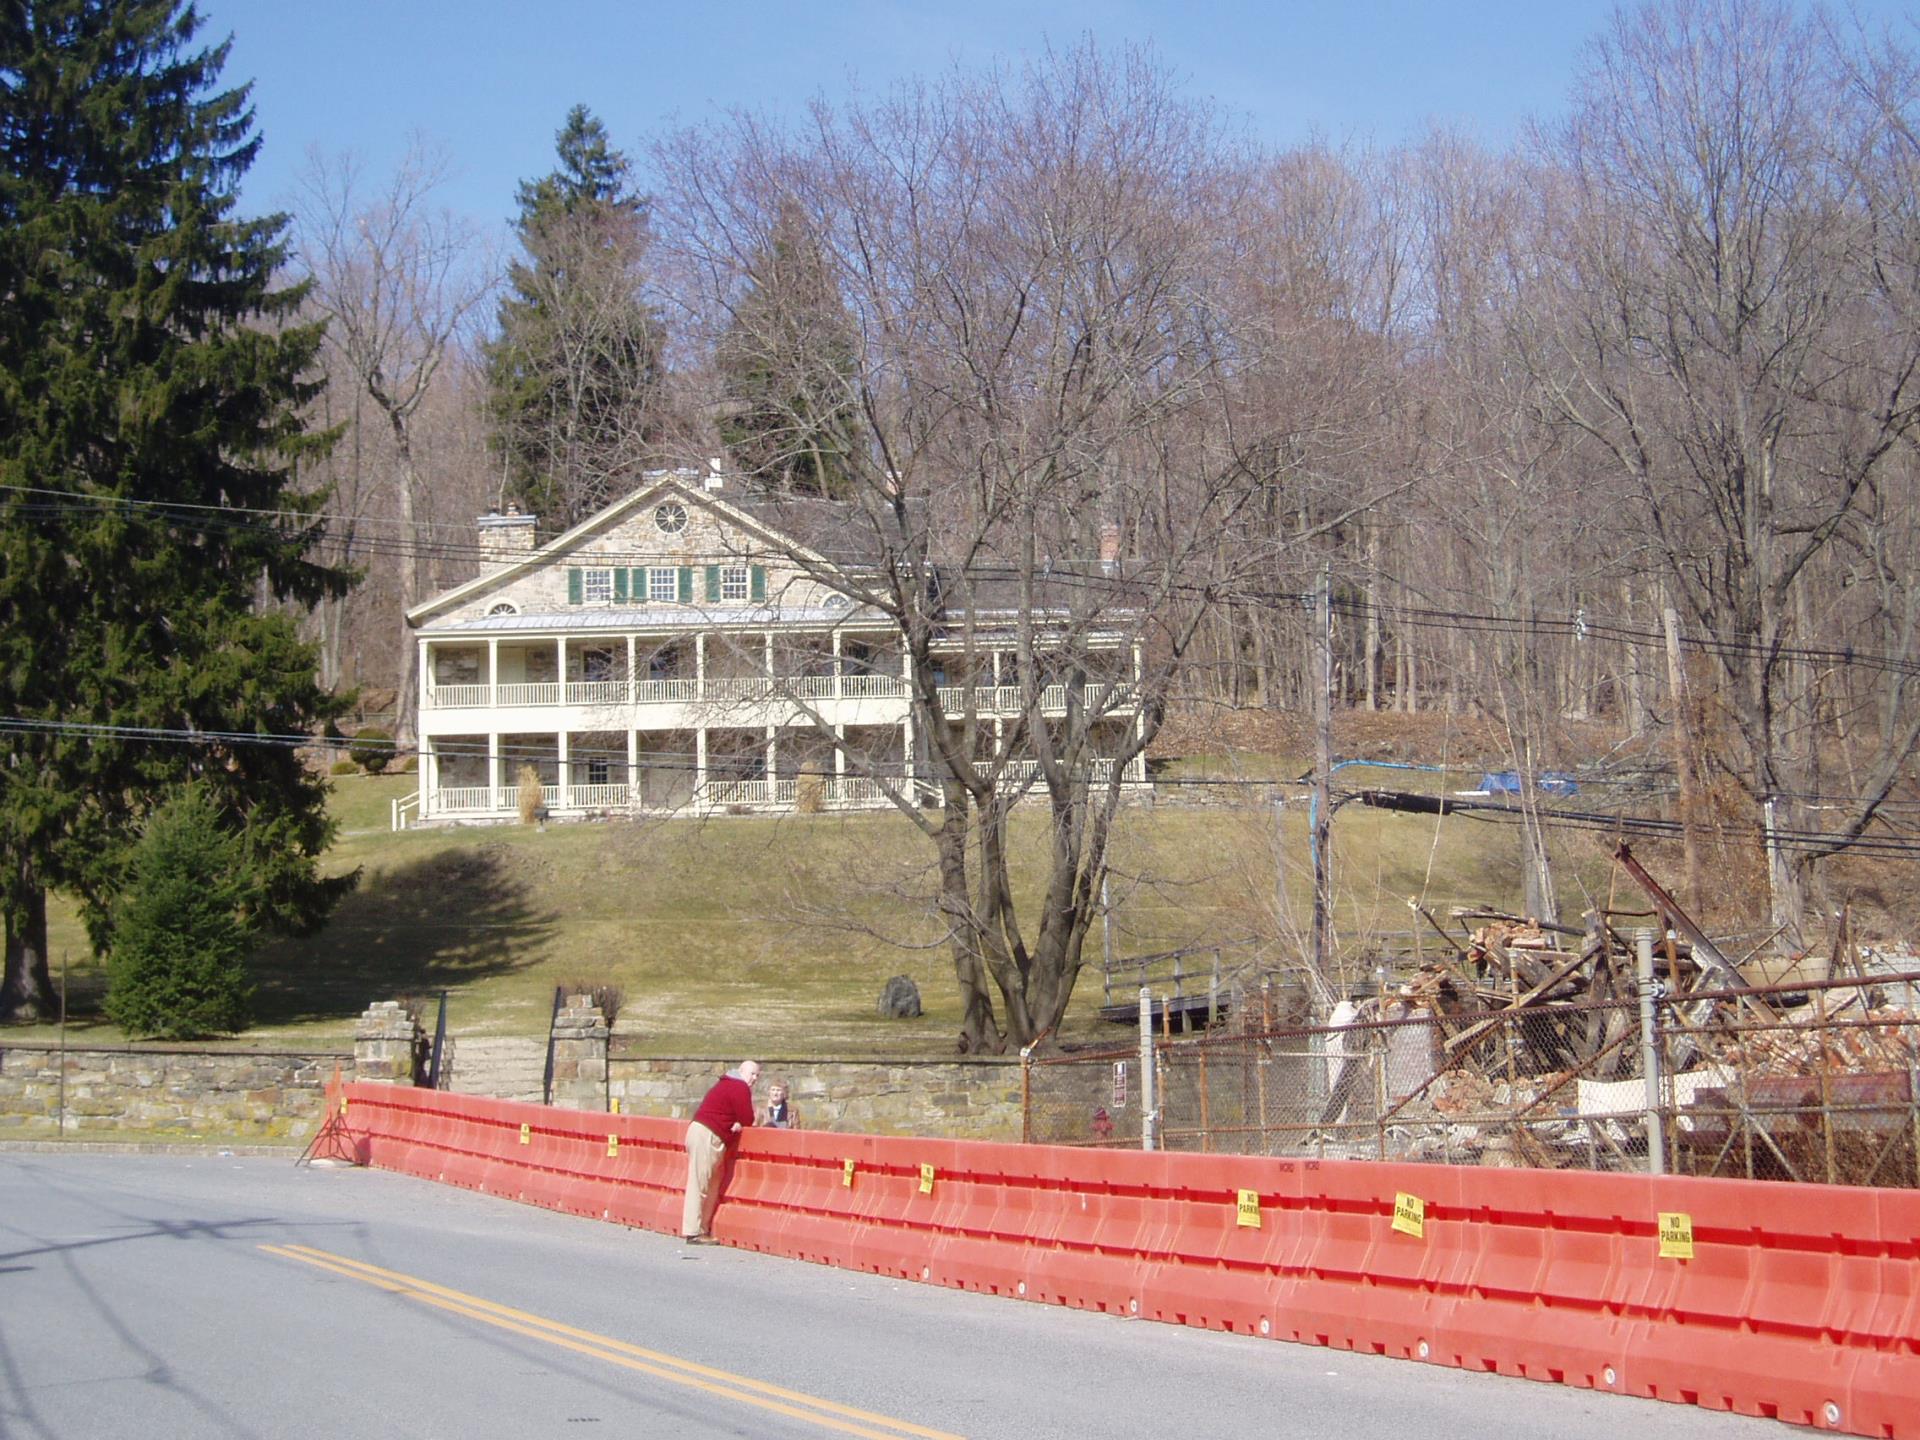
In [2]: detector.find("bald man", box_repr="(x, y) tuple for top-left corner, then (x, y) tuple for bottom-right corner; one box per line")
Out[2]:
(682, 1060), (759, 1242)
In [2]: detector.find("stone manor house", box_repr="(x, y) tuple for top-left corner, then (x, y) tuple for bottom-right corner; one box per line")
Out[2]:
(401, 469), (1146, 826)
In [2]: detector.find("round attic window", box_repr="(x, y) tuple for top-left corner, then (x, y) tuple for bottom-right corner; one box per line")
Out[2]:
(488, 602), (518, 616)
(653, 501), (689, 534)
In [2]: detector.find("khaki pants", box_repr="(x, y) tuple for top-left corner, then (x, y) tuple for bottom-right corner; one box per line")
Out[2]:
(682, 1122), (728, 1237)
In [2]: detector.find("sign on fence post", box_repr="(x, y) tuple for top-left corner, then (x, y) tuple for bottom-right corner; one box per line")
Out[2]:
(1113, 1061), (1127, 1109)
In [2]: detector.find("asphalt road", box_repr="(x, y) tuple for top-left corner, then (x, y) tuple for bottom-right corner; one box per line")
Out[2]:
(0, 1154), (1790, 1440)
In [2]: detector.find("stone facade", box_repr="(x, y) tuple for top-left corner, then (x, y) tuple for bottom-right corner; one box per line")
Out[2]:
(433, 480), (847, 627)
(0, 1043), (345, 1141)
(609, 1054), (1024, 1140)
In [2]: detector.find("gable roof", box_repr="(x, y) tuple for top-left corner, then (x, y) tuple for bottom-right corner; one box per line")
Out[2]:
(406, 471), (855, 626)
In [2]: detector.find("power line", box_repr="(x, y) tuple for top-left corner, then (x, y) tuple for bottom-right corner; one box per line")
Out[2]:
(9, 479), (1920, 679)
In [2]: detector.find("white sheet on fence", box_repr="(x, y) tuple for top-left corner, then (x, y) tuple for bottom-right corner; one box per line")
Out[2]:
(1574, 1066), (1733, 1122)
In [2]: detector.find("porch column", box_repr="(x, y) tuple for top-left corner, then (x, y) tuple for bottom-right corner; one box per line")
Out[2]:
(488, 637), (499, 705)
(557, 730), (570, 814)
(695, 726), (708, 805)
(1131, 641), (1146, 784)
(418, 737), (433, 821)
(488, 732), (501, 813)
(831, 629), (843, 700)
(556, 638), (566, 700)
(766, 724), (778, 804)
(627, 727), (638, 812)
(695, 633), (706, 701)
(902, 718), (914, 786)
(417, 638), (431, 719)
(626, 634), (636, 705)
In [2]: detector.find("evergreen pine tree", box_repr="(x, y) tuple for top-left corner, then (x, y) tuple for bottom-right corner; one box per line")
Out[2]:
(105, 787), (254, 1038)
(0, 1), (354, 1020)
(716, 201), (865, 498)
(486, 105), (666, 525)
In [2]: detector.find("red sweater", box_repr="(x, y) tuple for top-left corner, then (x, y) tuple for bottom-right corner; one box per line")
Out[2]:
(691, 1075), (754, 1144)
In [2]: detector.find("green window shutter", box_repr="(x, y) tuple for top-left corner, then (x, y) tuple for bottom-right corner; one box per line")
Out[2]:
(705, 565), (721, 602)
(677, 566), (693, 603)
(567, 568), (583, 605)
(613, 567), (629, 602)
(632, 567), (648, 601)
(750, 565), (767, 602)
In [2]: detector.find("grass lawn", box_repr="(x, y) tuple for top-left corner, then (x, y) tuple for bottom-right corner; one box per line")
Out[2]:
(21, 767), (1616, 1058)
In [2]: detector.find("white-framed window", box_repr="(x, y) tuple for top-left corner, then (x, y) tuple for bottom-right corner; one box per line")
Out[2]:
(587, 757), (611, 785)
(653, 502), (688, 534)
(487, 601), (518, 616)
(583, 569), (613, 603)
(649, 567), (677, 603)
(721, 566), (750, 602)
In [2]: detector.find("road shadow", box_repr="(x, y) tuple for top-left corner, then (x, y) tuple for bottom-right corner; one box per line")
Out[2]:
(250, 844), (556, 1026)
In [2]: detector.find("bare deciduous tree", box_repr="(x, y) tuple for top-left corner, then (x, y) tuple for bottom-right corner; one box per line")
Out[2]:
(295, 141), (494, 742)
(655, 44), (1366, 1051)
(1522, 0), (1920, 942)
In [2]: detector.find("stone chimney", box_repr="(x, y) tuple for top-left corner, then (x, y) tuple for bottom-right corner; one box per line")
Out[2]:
(477, 501), (536, 566)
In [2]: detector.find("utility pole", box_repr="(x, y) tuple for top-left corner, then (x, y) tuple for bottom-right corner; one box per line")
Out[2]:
(1311, 564), (1333, 1007)
(1662, 603), (1704, 908)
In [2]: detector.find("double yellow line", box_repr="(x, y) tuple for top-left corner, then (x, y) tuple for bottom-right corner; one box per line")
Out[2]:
(260, 1243), (964, 1440)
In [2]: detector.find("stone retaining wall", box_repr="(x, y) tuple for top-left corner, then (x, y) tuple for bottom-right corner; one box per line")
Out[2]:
(609, 1054), (1023, 1140)
(0, 1044), (347, 1141)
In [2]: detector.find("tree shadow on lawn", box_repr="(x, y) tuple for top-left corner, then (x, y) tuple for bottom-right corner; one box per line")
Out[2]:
(250, 844), (558, 1026)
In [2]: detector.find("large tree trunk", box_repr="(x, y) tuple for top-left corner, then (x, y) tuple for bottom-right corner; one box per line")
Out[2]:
(1, 864), (53, 1021)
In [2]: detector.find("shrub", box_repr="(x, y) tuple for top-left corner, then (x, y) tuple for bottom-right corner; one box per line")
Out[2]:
(105, 787), (256, 1039)
(516, 763), (545, 825)
(348, 726), (393, 773)
(329, 757), (359, 776)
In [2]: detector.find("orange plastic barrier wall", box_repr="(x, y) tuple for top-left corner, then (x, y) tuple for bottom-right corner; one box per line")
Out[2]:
(338, 1084), (1920, 1437)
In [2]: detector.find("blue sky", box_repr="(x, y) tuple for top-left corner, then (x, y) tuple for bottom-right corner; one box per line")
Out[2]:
(202, 1), (1912, 230)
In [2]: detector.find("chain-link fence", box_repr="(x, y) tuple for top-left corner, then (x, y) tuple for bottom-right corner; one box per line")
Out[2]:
(1025, 970), (1920, 1186)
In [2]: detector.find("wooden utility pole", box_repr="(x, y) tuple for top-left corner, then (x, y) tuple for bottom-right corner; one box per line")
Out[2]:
(1662, 604), (1705, 907)
(1312, 564), (1333, 1005)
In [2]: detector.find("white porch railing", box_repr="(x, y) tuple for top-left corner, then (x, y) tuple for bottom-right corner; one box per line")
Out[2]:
(423, 671), (969, 710)
(841, 674), (908, 698)
(632, 677), (700, 704)
(439, 785), (495, 811)
(930, 682), (1126, 714)
(826, 775), (897, 805)
(566, 680), (629, 706)
(429, 684), (490, 708)
(497, 682), (562, 706)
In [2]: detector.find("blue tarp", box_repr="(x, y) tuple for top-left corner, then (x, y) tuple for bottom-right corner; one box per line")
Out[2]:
(1479, 771), (1579, 796)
